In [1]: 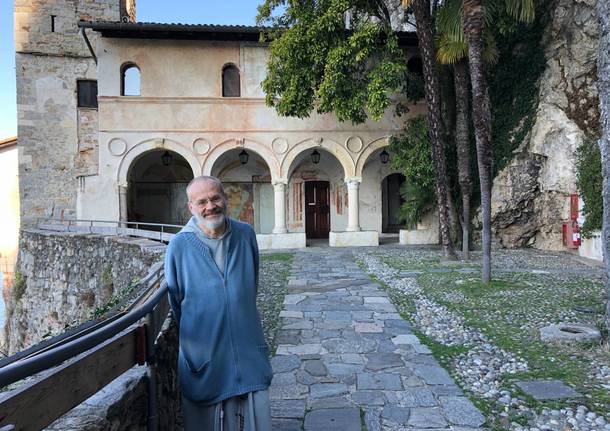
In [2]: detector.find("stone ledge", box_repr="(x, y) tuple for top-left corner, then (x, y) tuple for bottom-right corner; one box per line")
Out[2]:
(257, 233), (306, 250)
(329, 231), (379, 247)
(399, 229), (439, 245)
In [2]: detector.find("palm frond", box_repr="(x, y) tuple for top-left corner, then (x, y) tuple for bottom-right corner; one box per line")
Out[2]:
(437, 32), (467, 64)
(504, 0), (535, 23)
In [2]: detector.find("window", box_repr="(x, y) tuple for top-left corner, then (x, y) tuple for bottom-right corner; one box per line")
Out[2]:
(121, 63), (141, 96)
(407, 56), (423, 77)
(51, 15), (56, 32)
(222, 64), (240, 97)
(77, 80), (98, 108)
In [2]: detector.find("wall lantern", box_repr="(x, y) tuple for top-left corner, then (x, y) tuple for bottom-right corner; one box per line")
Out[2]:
(311, 149), (321, 164)
(239, 149), (249, 165)
(161, 150), (173, 166)
(380, 149), (390, 164)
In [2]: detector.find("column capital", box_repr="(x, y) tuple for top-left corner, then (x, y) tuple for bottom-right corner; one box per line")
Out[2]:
(345, 177), (362, 188)
(272, 179), (288, 188)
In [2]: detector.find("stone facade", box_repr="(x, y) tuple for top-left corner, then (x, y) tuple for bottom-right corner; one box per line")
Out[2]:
(14, 0), (133, 222)
(491, 0), (600, 250)
(4, 230), (163, 354)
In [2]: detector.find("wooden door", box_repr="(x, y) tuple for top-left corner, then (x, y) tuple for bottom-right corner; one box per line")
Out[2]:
(305, 181), (330, 238)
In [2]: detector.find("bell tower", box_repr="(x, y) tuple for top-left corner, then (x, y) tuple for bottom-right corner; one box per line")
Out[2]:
(14, 0), (135, 222)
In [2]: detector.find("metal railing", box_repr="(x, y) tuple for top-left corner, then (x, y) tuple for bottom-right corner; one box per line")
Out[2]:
(34, 218), (184, 243)
(0, 260), (170, 430)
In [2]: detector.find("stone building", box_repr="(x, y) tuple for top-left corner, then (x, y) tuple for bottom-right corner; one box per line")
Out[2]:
(15, 0), (424, 249)
(0, 137), (19, 290)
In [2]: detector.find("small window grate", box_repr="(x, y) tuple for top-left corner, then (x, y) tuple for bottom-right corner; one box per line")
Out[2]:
(222, 65), (240, 97)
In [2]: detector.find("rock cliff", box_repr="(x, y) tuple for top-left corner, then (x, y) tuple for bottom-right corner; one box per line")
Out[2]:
(491, 0), (599, 249)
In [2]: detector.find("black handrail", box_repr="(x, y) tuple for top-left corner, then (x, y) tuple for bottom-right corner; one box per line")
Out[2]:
(0, 281), (168, 388)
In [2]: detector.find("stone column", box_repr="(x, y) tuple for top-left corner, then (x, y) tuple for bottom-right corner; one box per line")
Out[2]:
(118, 185), (128, 225)
(346, 179), (361, 232)
(273, 180), (288, 234)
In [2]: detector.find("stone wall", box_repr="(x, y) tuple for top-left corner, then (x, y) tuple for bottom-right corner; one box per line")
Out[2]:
(3, 230), (163, 354)
(491, 0), (600, 250)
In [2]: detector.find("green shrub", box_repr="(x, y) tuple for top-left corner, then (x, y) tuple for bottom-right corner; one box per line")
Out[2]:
(389, 116), (436, 228)
(576, 138), (603, 238)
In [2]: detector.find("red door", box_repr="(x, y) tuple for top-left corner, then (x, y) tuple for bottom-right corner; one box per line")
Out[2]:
(305, 181), (330, 238)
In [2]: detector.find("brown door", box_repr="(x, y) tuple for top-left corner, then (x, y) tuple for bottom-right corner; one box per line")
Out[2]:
(305, 181), (330, 238)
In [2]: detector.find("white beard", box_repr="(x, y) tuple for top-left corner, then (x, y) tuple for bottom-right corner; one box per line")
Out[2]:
(195, 212), (226, 231)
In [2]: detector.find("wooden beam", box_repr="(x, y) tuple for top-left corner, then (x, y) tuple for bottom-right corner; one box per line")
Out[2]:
(0, 329), (139, 431)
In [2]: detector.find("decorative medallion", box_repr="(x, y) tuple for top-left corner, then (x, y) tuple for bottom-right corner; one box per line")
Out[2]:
(346, 136), (363, 153)
(272, 137), (289, 154)
(108, 138), (127, 156)
(193, 138), (210, 155)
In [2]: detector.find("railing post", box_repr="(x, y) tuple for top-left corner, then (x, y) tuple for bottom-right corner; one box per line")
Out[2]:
(145, 310), (159, 431)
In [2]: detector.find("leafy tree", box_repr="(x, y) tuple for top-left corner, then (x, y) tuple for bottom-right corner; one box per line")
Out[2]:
(258, 0), (458, 259)
(596, 0), (610, 335)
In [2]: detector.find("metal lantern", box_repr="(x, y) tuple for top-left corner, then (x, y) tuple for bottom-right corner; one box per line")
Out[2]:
(161, 150), (173, 166)
(239, 149), (249, 165)
(380, 149), (390, 164)
(311, 149), (321, 164)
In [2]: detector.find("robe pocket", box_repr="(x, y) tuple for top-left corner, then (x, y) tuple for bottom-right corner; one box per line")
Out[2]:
(181, 350), (211, 374)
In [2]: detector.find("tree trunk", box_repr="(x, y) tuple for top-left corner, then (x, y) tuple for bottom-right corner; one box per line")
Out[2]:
(412, 0), (457, 260)
(596, 0), (610, 337)
(463, 0), (492, 282)
(454, 59), (473, 260)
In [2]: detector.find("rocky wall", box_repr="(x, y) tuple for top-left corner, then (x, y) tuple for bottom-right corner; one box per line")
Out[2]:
(491, 0), (600, 250)
(3, 230), (164, 354)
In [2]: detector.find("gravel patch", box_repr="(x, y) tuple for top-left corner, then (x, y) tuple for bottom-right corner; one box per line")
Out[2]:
(355, 247), (609, 431)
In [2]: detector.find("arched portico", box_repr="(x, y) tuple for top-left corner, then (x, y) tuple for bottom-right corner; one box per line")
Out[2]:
(125, 148), (194, 226)
(117, 138), (200, 187)
(284, 143), (352, 239)
(203, 138), (280, 180)
(208, 146), (275, 234)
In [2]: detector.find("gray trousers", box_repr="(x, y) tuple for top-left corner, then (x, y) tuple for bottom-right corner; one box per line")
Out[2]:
(182, 390), (271, 431)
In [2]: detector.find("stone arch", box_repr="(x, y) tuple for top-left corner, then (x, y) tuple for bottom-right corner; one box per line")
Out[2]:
(202, 138), (280, 180)
(281, 138), (355, 180)
(117, 138), (200, 186)
(355, 136), (391, 178)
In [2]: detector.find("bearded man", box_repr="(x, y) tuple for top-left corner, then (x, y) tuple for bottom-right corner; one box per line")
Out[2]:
(164, 175), (273, 431)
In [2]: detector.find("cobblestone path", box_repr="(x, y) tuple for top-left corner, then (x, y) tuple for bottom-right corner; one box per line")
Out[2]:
(269, 247), (486, 431)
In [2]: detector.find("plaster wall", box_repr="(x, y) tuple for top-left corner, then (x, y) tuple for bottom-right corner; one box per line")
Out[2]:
(77, 37), (426, 234)
(0, 145), (20, 286)
(360, 153), (403, 232)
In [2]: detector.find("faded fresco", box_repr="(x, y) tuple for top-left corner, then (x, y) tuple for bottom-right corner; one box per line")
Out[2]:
(224, 182), (254, 226)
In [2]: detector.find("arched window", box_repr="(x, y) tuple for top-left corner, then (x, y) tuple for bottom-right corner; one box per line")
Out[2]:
(121, 63), (140, 96)
(222, 64), (240, 97)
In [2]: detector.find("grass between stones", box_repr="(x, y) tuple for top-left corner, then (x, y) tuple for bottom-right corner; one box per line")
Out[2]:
(259, 252), (294, 355)
(376, 251), (609, 427)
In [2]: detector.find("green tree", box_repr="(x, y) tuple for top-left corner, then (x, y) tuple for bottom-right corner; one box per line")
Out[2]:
(435, 0), (498, 260)
(461, 0), (534, 283)
(257, 0), (458, 259)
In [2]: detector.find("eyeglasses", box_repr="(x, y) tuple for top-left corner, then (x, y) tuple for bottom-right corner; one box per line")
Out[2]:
(192, 195), (224, 208)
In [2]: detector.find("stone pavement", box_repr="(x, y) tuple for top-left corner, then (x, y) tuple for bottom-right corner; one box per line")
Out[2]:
(269, 247), (486, 431)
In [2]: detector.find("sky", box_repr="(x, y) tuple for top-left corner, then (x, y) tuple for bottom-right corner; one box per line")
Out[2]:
(0, 0), (265, 141)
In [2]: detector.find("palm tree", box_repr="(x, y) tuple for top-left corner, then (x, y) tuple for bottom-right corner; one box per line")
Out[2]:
(403, 0), (458, 260)
(596, 0), (610, 335)
(436, 0), (498, 261)
(462, 0), (534, 283)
